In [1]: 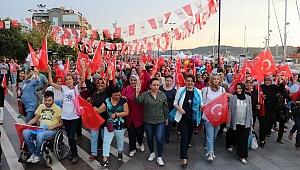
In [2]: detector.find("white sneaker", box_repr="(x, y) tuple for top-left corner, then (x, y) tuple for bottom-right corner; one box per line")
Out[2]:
(27, 154), (35, 162)
(31, 155), (40, 163)
(271, 129), (274, 133)
(129, 150), (136, 157)
(157, 157), (164, 166)
(148, 153), (155, 161)
(208, 155), (213, 162)
(227, 148), (233, 152)
(140, 144), (145, 152)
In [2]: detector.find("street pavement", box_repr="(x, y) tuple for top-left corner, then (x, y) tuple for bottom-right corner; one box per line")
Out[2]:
(1, 86), (300, 170)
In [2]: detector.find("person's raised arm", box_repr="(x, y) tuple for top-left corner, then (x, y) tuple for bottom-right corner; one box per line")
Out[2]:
(140, 62), (150, 93)
(47, 65), (62, 90)
(134, 82), (145, 104)
(77, 62), (86, 90)
(106, 66), (113, 96)
(85, 67), (97, 94)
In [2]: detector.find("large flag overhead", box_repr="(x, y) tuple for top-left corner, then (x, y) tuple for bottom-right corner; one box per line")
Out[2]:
(90, 41), (102, 74)
(39, 37), (48, 72)
(78, 96), (104, 131)
(202, 93), (228, 127)
(27, 42), (40, 68)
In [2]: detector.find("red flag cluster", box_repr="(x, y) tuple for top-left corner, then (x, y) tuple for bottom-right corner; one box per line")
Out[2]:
(27, 37), (48, 72)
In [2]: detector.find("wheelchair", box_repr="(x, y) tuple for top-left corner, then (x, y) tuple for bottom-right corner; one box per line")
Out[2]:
(18, 128), (70, 167)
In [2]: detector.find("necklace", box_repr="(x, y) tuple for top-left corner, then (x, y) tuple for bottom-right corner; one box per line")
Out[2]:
(187, 91), (193, 109)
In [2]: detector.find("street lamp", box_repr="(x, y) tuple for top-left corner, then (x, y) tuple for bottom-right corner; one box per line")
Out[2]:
(169, 22), (176, 59)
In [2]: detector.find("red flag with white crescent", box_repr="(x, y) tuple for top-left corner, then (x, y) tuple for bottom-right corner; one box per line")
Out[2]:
(39, 37), (48, 72)
(201, 93), (228, 127)
(15, 123), (43, 149)
(278, 64), (292, 77)
(27, 42), (39, 68)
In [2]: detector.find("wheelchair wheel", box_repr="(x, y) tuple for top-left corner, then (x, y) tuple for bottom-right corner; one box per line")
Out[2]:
(18, 151), (30, 164)
(53, 129), (70, 160)
(45, 155), (54, 167)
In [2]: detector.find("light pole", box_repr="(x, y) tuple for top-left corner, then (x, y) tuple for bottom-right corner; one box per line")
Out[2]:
(28, 9), (37, 29)
(169, 22), (176, 59)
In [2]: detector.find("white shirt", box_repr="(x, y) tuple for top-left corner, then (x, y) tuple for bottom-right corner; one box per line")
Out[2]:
(46, 86), (64, 104)
(61, 85), (80, 120)
(0, 63), (8, 74)
(236, 99), (247, 125)
(26, 53), (40, 66)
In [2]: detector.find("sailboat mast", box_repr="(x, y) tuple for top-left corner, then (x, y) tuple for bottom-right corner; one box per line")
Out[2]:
(213, 33), (215, 59)
(244, 25), (246, 55)
(283, 0), (288, 64)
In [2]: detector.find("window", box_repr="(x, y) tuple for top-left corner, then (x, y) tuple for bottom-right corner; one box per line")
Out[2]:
(52, 17), (58, 26)
(62, 15), (79, 22)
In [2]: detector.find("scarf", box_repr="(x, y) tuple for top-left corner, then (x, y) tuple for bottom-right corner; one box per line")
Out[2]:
(235, 82), (246, 100)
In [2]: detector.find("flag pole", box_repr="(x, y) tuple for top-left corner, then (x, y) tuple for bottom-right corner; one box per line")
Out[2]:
(217, 0), (221, 68)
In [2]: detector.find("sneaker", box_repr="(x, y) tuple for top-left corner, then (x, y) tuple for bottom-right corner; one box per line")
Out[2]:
(31, 155), (40, 163)
(271, 129), (274, 133)
(241, 158), (247, 164)
(27, 154), (35, 162)
(17, 114), (22, 118)
(140, 144), (145, 152)
(208, 155), (213, 162)
(99, 160), (108, 167)
(129, 150), (136, 157)
(157, 157), (164, 166)
(227, 148), (233, 152)
(72, 155), (79, 164)
(148, 153), (155, 161)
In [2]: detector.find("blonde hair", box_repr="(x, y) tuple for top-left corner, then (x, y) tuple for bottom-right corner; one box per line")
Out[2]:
(208, 73), (220, 87)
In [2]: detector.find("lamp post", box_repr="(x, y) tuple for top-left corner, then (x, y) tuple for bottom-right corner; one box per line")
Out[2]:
(169, 22), (176, 59)
(28, 9), (37, 29)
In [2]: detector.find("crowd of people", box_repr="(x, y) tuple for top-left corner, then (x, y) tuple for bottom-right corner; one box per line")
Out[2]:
(1, 50), (300, 168)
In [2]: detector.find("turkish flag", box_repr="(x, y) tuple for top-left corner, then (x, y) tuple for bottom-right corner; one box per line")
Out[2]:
(182, 4), (193, 16)
(90, 41), (102, 74)
(2, 74), (8, 94)
(27, 42), (39, 68)
(257, 83), (265, 116)
(76, 52), (90, 74)
(253, 49), (276, 76)
(64, 58), (70, 74)
(208, 0), (217, 14)
(202, 93), (228, 127)
(39, 38), (48, 72)
(78, 96), (104, 131)
(234, 64), (239, 73)
(140, 54), (147, 63)
(11, 20), (19, 28)
(114, 27), (121, 38)
(54, 65), (65, 85)
(25, 18), (32, 24)
(175, 58), (185, 87)
(15, 123), (43, 149)
(206, 62), (212, 73)
(227, 72), (246, 93)
(129, 24), (135, 36)
(164, 12), (171, 24)
(148, 18), (157, 29)
(103, 29), (111, 39)
(278, 64), (292, 77)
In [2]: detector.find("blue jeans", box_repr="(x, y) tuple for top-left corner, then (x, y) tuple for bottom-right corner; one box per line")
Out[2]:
(102, 127), (125, 157)
(165, 122), (171, 140)
(11, 73), (17, 85)
(22, 129), (57, 157)
(26, 111), (35, 124)
(91, 128), (104, 156)
(291, 115), (300, 133)
(204, 120), (220, 155)
(143, 121), (165, 157)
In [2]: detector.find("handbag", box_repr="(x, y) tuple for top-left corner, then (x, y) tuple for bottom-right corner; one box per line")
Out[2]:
(291, 103), (300, 117)
(73, 88), (81, 116)
(17, 99), (26, 116)
(106, 122), (114, 132)
(250, 127), (258, 149)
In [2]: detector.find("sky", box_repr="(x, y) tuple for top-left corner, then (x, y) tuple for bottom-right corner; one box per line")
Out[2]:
(0, 0), (300, 50)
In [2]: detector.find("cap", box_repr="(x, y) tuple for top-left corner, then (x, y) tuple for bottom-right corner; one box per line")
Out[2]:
(92, 74), (101, 79)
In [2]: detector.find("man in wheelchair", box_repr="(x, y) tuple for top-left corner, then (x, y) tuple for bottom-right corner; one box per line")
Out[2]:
(22, 91), (63, 163)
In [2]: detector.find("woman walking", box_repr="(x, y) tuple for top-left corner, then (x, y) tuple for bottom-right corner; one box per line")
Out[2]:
(47, 64), (85, 164)
(134, 78), (169, 166)
(173, 74), (202, 168)
(122, 62), (150, 157)
(201, 73), (226, 161)
(227, 82), (253, 164)
(84, 67), (113, 159)
(159, 75), (177, 144)
(95, 86), (129, 167)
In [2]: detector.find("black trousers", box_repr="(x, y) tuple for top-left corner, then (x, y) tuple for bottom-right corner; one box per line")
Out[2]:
(226, 128), (237, 148)
(236, 125), (249, 158)
(76, 117), (82, 137)
(178, 119), (195, 159)
(276, 109), (286, 140)
(63, 118), (80, 157)
(128, 121), (144, 150)
(258, 116), (267, 142)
